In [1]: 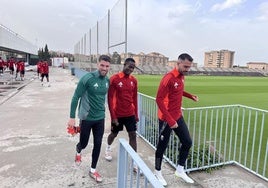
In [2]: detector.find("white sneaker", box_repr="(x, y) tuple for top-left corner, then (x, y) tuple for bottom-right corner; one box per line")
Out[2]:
(154, 170), (167, 186)
(174, 170), (194, 183)
(105, 149), (112, 161)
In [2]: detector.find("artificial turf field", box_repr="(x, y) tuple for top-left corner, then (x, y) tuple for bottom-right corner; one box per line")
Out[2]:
(136, 75), (268, 110)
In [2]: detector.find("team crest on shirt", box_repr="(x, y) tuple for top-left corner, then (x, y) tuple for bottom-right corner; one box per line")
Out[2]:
(130, 81), (133, 86)
(106, 82), (108, 88)
(94, 83), (99, 89)
(118, 82), (123, 87)
(174, 82), (178, 88)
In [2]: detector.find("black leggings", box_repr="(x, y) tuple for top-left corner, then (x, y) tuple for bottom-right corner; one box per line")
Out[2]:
(155, 117), (192, 170)
(76, 119), (104, 169)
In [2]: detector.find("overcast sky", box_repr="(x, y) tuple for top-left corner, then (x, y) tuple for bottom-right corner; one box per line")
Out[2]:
(1, 0), (268, 66)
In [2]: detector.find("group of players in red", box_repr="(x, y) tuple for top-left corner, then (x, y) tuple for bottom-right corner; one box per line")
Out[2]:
(0, 56), (25, 81)
(0, 57), (50, 86)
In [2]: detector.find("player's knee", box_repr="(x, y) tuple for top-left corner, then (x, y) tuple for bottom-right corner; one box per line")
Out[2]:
(184, 138), (192, 150)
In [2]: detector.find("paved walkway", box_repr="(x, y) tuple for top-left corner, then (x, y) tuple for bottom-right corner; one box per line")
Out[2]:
(0, 67), (267, 188)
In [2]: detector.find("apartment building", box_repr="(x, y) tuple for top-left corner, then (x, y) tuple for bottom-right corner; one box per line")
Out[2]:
(121, 52), (169, 66)
(204, 50), (235, 68)
(247, 62), (268, 71)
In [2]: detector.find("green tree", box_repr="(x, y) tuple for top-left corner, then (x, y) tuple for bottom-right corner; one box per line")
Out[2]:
(44, 44), (50, 60)
(38, 48), (44, 60)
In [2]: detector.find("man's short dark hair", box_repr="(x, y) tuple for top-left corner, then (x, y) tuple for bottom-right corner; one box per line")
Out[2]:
(178, 53), (193, 62)
(124, 57), (135, 64)
(99, 55), (111, 63)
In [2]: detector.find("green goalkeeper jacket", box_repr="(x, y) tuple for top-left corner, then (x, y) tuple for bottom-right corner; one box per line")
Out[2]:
(70, 70), (109, 121)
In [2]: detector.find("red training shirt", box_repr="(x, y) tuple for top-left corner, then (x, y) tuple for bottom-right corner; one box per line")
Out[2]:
(108, 72), (138, 121)
(156, 68), (194, 127)
(40, 61), (49, 74)
(18, 61), (25, 71)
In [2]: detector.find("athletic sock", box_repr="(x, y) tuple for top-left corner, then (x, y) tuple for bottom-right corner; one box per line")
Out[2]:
(90, 168), (96, 173)
(176, 164), (184, 173)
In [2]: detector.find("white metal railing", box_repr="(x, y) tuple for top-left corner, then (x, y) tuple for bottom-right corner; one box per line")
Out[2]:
(137, 93), (268, 182)
(117, 138), (164, 188)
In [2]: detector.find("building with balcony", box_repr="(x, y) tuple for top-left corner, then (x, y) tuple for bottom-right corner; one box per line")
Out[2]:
(204, 50), (235, 68)
(121, 52), (169, 66)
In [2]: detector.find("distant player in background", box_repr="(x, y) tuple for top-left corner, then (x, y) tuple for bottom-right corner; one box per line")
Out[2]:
(19, 61), (25, 81)
(40, 60), (50, 86)
(37, 60), (42, 79)
(0, 57), (4, 74)
(8, 57), (15, 75)
(15, 61), (20, 80)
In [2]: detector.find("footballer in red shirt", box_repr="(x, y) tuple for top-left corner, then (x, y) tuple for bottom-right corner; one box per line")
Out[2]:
(154, 53), (198, 186)
(105, 58), (139, 165)
(40, 61), (50, 86)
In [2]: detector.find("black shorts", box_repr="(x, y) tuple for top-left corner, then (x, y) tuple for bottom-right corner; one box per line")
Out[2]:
(41, 73), (49, 78)
(111, 115), (137, 133)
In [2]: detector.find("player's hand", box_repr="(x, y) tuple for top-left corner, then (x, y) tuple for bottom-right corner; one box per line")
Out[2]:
(192, 95), (199, 102)
(170, 122), (178, 129)
(112, 119), (119, 126)
(67, 118), (75, 128)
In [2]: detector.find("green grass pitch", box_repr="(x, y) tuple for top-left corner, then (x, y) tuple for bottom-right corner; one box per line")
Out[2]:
(136, 75), (268, 110)
(135, 74), (268, 175)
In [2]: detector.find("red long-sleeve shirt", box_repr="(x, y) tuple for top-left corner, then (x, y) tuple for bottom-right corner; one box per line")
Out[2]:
(0, 59), (4, 68)
(156, 68), (194, 127)
(18, 61), (25, 71)
(40, 62), (49, 74)
(108, 72), (138, 120)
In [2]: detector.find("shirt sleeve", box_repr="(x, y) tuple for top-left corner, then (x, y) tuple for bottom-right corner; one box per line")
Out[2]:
(183, 91), (194, 100)
(69, 74), (88, 118)
(133, 78), (139, 121)
(108, 75), (117, 120)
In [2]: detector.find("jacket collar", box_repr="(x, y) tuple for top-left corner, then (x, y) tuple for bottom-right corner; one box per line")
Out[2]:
(118, 71), (132, 79)
(171, 68), (180, 77)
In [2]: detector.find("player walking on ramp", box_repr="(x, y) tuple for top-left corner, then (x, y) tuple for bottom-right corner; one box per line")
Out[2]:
(154, 53), (199, 186)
